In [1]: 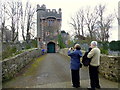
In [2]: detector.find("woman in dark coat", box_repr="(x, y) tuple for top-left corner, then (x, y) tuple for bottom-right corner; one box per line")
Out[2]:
(68, 44), (82, 88)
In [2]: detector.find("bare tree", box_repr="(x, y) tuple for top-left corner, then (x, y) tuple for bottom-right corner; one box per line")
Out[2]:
(70, 4), (114, 42)
(5, 1), (21, 42)
(0, 1), (36, 43)
(16, 2), (21, 42)
(26, 3), (36, 43)
(0, 3), (7, 43)
(70, 17), (79, 35)
(70, 8), (85, 38)
(84, 6), (99, 40)
(20, 2), (26, 41)
(77, 9), (85, 37)
(20, 2), (36, 43)
(96, 4), (114, 42)
(70, 7), (99, 40)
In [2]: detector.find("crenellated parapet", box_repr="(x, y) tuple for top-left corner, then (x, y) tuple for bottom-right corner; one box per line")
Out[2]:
(37, 4), (62, 19)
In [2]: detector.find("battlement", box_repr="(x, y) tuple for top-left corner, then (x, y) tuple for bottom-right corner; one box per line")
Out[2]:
(37, 4), (62, 19)
(37, 4), (46, 11)
(46, 9), (59, 14)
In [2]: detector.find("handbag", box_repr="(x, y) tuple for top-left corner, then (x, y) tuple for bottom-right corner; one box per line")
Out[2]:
(82, 52), (91, 66)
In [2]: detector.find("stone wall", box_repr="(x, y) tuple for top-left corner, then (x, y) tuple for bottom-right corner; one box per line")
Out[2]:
(99, 55), (120, 82)
(2, 48), (42, 82)
(59, 48), (120, 82)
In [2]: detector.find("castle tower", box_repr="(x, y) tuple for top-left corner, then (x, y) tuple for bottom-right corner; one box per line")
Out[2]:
(36, 4), (62, 52)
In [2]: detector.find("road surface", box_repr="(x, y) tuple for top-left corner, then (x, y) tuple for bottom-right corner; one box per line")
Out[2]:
(3, 53), (119, 88)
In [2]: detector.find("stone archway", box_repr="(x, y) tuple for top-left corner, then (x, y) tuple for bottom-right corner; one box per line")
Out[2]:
(47, 42), (55, 53)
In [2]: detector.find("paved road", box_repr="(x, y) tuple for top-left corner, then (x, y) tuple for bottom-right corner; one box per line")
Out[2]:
(3, 53), (119, 88)
(3, 53), (77, 88)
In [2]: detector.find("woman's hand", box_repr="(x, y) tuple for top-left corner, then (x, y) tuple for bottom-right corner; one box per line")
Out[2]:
(69, 47), (74, 51)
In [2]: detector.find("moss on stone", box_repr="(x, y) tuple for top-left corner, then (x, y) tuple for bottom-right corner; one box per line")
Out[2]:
(23, 55), (46, 76)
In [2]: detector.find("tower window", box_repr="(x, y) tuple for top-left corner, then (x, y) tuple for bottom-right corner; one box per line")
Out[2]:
(48, 20), (54, 26)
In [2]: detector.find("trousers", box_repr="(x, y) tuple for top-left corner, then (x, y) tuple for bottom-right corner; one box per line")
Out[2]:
(71, 69), (80, 87)
(89, 65), (100, 88)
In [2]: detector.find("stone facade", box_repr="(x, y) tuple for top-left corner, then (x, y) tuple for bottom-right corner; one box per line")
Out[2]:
(36, 4), (62, 49)
(2, 48), (42, 82)
(59, 48), (120, 82)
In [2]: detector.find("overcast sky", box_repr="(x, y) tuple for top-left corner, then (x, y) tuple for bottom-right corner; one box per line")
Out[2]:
(31, 0), (119, 41)
(1, 0), (119, 41)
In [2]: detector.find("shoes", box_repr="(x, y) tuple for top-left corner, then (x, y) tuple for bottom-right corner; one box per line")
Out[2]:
(87, 86), (101, 90)
(72, 85), (80, 88)
(95, 86), (101, 89)
(87, 88), (95, 90)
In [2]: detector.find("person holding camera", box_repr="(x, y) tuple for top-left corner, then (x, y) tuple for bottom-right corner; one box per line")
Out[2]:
(68, 44), (82, 88)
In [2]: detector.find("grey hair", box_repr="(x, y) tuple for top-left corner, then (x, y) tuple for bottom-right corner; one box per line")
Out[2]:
(91, 41), (97, 46)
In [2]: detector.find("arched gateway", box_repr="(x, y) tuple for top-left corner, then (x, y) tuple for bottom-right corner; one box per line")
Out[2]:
(47, 42), (55, 53)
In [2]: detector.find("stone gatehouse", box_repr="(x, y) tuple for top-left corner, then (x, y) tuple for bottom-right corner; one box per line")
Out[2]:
(36, 4), (62, 53)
